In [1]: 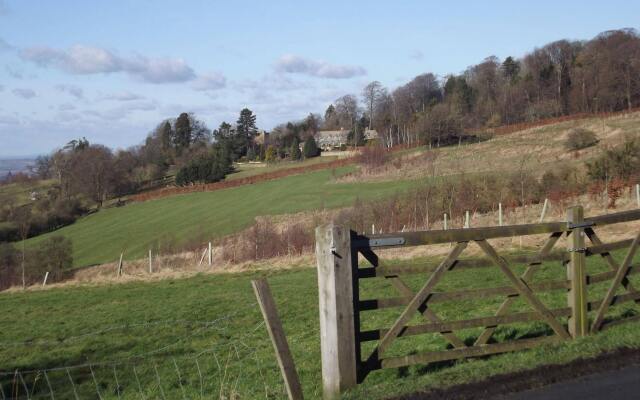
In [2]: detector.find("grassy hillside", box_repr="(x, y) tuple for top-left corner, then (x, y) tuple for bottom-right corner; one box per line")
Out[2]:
(2, 249), (640, 399)
(19, 111), (640, 268)
(26, 167), (421, 267)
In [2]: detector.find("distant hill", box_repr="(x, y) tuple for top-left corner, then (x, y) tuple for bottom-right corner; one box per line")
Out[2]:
(0, 158), (34, 178)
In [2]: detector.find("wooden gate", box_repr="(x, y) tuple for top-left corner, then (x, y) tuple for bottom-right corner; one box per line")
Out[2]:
(315, 206), (640, 399)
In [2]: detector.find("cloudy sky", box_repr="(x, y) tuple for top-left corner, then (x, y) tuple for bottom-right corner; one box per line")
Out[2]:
(1, 0), (638, 157)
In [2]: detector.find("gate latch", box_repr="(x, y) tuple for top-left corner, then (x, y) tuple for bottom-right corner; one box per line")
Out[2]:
(568, 247), (587, 253)
(567, 221), (595, 230)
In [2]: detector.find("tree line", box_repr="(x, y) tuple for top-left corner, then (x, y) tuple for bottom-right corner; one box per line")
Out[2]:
(300, 28), (640, 148)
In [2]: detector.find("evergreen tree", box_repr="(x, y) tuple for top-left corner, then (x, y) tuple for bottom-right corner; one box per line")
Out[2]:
(174, 113), (192, 152)
(290, 137), (302, 160)
(159, 121), (173, 150)
(501, 56), (521, 83)
(303, 136), (320, 158)
(175, 142), (234, 185)
(236, 108), (258, 156)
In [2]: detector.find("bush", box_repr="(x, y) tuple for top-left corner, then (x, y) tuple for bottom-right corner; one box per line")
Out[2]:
(565, 128), (598, 151)
(26, 236), (73, 282)
(586, 137), (640, 182)
(303, 137), (320, 158)
(358, 145), (388, 169)
(175, 143), (233, 185)
(290, 138), (302, 161)
(264, 146), (278, 163)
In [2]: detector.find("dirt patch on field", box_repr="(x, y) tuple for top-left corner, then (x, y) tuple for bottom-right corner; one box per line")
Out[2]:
(391, 347), (640, 400)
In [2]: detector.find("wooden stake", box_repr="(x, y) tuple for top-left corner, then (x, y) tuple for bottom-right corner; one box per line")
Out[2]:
(117, 253), (124, 277)
(372, 224), (375, 235)
(198, 248), (207, 266)
(149, 249), (153, 273)
(464, 211), (470, 228)
(252, 279), (304, 400)
(539, 199), (549, 223)
(443, 213), (448, 230)
(208, 242), (212, 266)
(42, 271), (49, 287)
(498, 203), (503, 226)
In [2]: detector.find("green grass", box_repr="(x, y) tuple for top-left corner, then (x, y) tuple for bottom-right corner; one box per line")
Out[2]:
(0, 179), (56, 207)
(1, 248), (639, 399)
(25, 167), (421, 267)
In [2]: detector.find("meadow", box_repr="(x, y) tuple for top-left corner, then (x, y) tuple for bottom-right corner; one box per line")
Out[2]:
(25, 167), (423, 267)
(1, 246), (640, 399)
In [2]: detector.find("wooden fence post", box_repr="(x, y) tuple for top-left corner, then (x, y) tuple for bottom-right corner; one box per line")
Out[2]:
(498, 203), (503, 226)
(149, 249), (153, 273)
(315, 224), (357, 399)
(208, 242), (212, 266)
(42, 271), (49, 287)
(566, 206), (588, 337)
(117, 253), (124, 277)
(539, 198), (549, 222)
(252, 279), (304, 400)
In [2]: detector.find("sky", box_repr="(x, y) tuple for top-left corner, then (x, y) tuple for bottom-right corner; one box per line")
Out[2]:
(0, 0), (639, 158)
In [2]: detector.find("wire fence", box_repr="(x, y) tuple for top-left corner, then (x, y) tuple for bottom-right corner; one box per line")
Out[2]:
(0, 302), (294, 400)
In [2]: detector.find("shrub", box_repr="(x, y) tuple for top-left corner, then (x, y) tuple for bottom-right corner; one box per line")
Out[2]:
(264, 146), (278, 163)
(303, 137), (320, 158)
(586, 137), (640, 182)
(175, 143), (233, 185)
(290, 138), (302, 161)
(565, 128), (598, 151)
(26, 236), (73, 282)
(358, 145), (388, 169)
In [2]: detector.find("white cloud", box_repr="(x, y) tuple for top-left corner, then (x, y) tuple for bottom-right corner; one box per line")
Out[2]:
(275, 54), (366, 79)
(55, 84), (84, 99)
(101, 91), (145, 101)
(20, 44), (196, 84)
(12, 88), (36, 99)
(192, 72), (227, 91)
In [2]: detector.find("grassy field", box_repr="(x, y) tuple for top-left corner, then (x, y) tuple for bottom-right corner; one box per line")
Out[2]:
(1, 246), (640, 399)
(25, 167), (423, 267)
(0, 179), (56, 207)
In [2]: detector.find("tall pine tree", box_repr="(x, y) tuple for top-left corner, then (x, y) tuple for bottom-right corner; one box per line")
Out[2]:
(236, 108), (258, 156)
(174, 112), (192, 153)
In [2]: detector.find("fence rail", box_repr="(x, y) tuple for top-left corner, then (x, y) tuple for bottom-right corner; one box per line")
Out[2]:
(315, 205), (640, 399)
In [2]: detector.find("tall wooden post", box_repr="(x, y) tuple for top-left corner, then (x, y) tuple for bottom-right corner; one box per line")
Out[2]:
(567, 206), (588, 337)
(315, 224), (357, 399)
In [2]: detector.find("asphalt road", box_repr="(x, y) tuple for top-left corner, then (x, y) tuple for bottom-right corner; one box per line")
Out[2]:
(503, 364), (640, 400)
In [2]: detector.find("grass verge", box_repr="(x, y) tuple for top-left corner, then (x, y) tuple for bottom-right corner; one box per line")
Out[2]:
(1, 246), (639, 399)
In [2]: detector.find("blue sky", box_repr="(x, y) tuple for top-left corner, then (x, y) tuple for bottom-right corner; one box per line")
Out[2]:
(0, 0), (638, 157)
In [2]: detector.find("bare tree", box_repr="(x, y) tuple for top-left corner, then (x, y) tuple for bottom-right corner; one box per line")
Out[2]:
(362, 81), (384, 129)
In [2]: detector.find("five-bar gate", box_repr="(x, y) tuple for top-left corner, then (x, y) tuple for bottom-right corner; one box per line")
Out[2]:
(315, 206), (640, 399)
